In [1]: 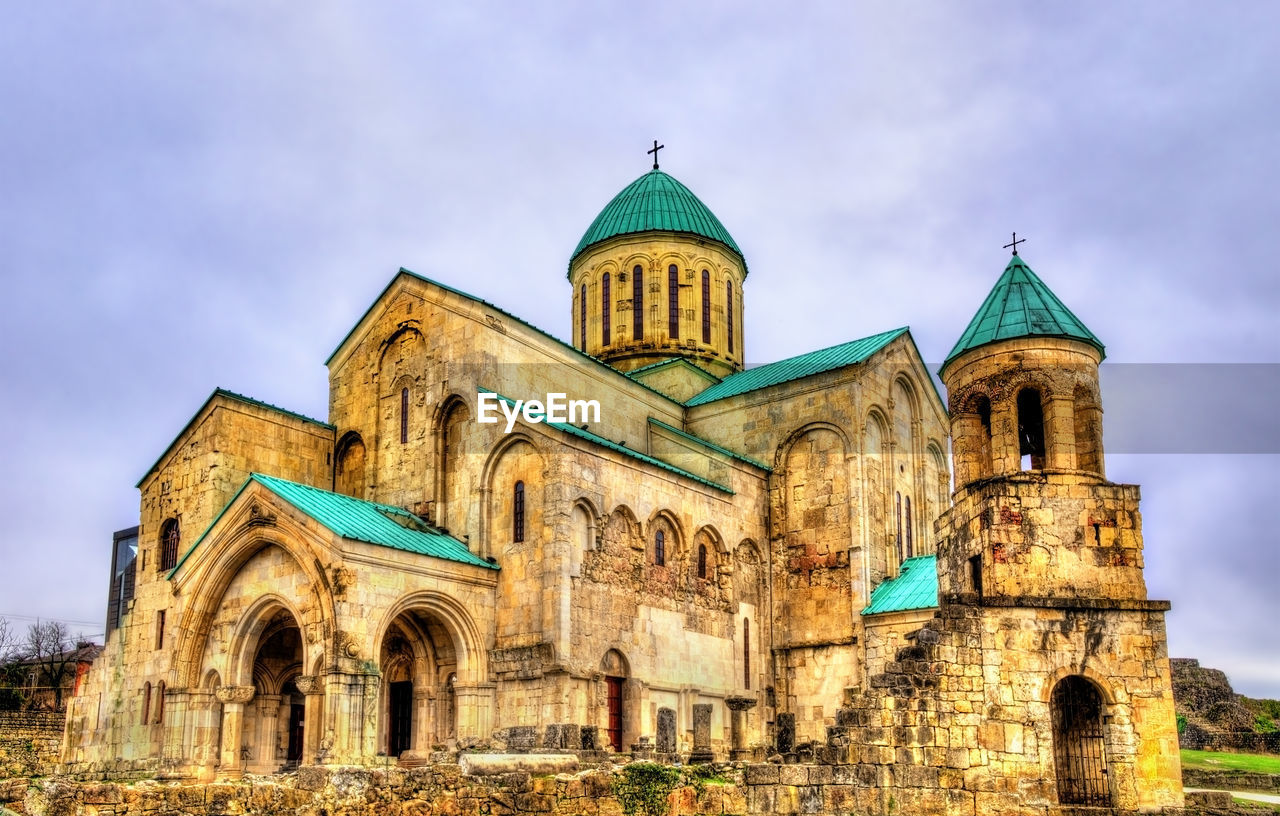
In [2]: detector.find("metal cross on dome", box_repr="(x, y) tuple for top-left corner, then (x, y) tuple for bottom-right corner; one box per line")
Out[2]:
(648, 140), (664, 170)
(1004, 232), (1027, 256)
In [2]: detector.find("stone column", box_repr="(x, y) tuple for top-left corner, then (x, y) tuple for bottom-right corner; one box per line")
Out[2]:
(293, 675), (323, 765)
(453, 683), (496, 743)
(1046, 395), (1078, 470)
(253, 694), (282, 772)
(689, 703), (714, 763)
(214, 685), (255, 778)
(725, 695), (758, 761)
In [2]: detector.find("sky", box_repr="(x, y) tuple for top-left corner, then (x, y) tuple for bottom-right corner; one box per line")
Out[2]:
(1, 2), (1277, 697)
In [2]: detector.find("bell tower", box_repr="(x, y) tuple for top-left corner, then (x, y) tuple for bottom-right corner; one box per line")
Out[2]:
(930, 249), (1182, 810)
(568, 160), (747, 378)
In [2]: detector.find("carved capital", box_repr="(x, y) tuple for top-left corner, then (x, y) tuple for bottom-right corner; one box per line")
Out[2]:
(215, 685), (256, 705)
(293, 675), (322, 695)
(725, 695), (758, 711)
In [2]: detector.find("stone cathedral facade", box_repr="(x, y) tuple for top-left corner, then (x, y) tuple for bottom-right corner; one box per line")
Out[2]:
(64, 162), (1183, 813)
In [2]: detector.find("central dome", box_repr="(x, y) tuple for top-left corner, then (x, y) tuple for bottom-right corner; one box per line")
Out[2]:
(569, 169), (745, 275)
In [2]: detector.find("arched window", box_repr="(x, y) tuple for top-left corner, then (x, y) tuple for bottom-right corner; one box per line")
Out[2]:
(905, 496), (913, 558)
(601, 273), (611, 345)
(726, 280), (734, 354)
(158, 518), (179, 572)
(668, 265), (680, 339)
(632, 265), (643, 340)
(155, 680), (165, 724)
(142, 681), (151, 725)
(701, 269), (711, 344)
(579, 284), (587, 349)
(697, 543), (708, 579)
(400, 387), (409, 444)
(513, 481), (525, 543)
(743, 618), (751, 689)
(654, 529), (665, 566)
(1018, 387), (1047, 470)
(1052, 676), (1111, 806)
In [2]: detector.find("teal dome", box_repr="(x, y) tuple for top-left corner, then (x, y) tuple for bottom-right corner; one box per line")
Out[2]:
(569, 169), (746, 275)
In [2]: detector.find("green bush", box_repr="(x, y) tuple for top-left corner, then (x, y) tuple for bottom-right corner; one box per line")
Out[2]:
(1176, 713), (1187, 734)
(613, 762), (682, 816)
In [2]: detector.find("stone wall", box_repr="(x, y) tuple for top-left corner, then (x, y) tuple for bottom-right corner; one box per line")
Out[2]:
(0, 763), (1255, 816)
(0, 712), (65, 779)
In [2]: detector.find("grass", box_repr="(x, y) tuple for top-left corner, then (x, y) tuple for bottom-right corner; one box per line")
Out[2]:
(1182, 749), (1280, 775)
(1232, 797), (1280, 813)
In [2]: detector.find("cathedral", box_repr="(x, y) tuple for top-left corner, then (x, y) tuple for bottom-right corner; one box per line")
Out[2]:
(64, 157), (1183, 812)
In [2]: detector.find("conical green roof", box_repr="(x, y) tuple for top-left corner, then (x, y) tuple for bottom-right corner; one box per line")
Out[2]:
(941, 255), (1105, 373)
(569, 169), (746, 276)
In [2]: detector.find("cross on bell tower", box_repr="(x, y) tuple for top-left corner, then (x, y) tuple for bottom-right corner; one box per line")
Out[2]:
(1004, 232), (1027, 256)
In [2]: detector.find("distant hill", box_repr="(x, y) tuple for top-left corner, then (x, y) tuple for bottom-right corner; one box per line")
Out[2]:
(1171, 658), (1280, 753)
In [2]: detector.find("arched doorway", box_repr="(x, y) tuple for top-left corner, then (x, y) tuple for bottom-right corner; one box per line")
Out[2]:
(601, 649), (630, 753)
(243, 609), (305, 774)
(1051, 676), (1112, 807)
(379, 609), (459, 756)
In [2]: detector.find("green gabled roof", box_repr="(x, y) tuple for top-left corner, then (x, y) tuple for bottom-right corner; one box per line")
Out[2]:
(569, 169), (746, 275)
(170, 473), (497, 577)
(685, 327), (908, 407)
(480, 389), (734, 494)
(625, 357), (722, 383)
(137, 388), (333, 488)
(862, 555), (939, 615)
(942, 255), (1105, 373)
(647, 418), (772, 472)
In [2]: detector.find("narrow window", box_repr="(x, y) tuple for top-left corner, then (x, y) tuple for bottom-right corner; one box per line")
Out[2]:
(142, 682), (151, 725)
(579, 284), (587, 350)
(513, 481), (525, 543)
(155, 610), (165, 650)
(905, 496), (913, 558)
(969, 554), (983, 600)
(895, 492), (903, 562)
(655, 529), (665, 566)
(668, 265), (679, 339)
(743, 618), (751, 689)
(632, 265), (643, 340)
(701, 269), (711, 344)
(1018, 388), (1047, 470)
(726, 281), (734, 354)
(155, 680), (165, 724)
(601, 273), (611, 345)
(400, 387), (409, 444)
(697, 543), (708, 579)
(159, 518), (179, 572)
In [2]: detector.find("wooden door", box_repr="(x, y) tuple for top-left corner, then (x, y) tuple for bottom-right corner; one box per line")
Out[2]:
(606, 676), (624, 752)
(389, 681), (414, 757)
(287, 703), (304, 763)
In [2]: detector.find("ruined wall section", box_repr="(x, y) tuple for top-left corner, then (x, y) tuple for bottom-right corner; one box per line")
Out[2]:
(936, 474), (1148, 608)
(685, 334), (949, 746)
(839, 600), (1182, 815)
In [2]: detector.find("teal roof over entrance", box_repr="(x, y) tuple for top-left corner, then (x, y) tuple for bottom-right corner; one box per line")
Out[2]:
(942, 255), (1105, 373)
(170, 473), (497, 577)
(569, 169), (745, 275)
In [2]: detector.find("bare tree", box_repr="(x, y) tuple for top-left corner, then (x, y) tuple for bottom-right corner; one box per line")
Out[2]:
(25, 620), (79, 710)
(0, 618), (25, 709)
